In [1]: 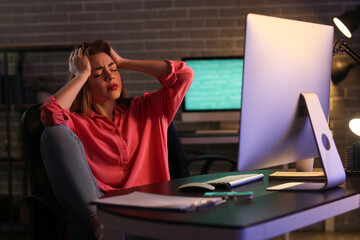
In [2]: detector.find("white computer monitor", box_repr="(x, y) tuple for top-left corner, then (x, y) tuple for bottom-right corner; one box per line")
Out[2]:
(237, 14), (346, 191)
(181, 57), (243, 123)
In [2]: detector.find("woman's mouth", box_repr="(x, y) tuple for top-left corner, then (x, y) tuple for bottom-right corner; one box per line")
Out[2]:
(108, 84), (118, 91)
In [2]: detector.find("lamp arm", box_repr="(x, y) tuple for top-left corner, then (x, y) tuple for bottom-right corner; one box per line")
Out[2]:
(333, 39), (360, 63)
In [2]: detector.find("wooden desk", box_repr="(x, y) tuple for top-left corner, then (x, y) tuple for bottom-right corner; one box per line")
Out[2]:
(96, 171), (360, 240)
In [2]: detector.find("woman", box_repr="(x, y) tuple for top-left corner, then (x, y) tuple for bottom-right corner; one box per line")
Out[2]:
(40, 40), (193, 239)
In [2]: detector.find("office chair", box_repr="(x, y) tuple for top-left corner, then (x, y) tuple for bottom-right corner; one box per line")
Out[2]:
(186, 150), (237, 175)
(21, 104), (190, 240)
(21, 104), (69, 240)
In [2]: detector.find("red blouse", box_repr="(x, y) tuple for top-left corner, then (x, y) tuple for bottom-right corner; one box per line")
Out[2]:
(40, 60), (193, 192)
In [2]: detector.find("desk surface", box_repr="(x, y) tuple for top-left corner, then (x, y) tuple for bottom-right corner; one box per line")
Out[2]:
(97, 171), (360, 240)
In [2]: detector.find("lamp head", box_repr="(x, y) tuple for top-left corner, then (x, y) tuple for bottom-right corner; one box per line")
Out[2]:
(331, 58), (356, 85)
(333, 6), (360, 38)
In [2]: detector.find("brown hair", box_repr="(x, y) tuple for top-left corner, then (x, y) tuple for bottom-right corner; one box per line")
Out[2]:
(69, 40), (132, 115)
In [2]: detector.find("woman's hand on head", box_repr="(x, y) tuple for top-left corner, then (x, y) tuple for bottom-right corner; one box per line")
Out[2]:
(69, 48), (91, 78)
(110, 47), (127, 68)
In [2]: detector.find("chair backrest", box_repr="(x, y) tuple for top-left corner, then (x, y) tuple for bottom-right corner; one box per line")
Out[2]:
(21, 104), (53, 197)
(21, 104), (67, 240)
(167, 122), (189, 179)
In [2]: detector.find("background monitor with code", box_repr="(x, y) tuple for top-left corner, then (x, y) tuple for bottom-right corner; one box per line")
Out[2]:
(181, 57), (243, 123)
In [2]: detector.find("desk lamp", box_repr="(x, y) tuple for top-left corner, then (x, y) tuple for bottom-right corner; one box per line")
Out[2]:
(333, 7), (360, 136)
(333, 6), (360, 38)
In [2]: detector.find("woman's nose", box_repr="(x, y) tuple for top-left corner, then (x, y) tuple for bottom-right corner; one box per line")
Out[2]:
(104, 70), (113, 81)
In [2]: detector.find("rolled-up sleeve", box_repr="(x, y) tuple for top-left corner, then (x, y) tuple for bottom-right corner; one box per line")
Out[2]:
(40, 95), (74, 130)
(147, 60), (194, 124)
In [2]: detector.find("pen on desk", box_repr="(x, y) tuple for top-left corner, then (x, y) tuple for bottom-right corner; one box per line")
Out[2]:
(184, 199), (226, 212)
(204, 191), (254, 200)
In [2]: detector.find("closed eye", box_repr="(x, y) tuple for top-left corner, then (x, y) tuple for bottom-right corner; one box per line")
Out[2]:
(93, 70), (103, 77)
(92, 62), (117, 77)
(109, 62), (118, 71)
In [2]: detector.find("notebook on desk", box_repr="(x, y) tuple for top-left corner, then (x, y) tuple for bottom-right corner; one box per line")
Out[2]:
(268, 169), (325, 181)
(92, 191), (225, 212)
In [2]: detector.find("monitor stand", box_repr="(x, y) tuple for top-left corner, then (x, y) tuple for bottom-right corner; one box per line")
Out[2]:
(267, 93), (346, 191)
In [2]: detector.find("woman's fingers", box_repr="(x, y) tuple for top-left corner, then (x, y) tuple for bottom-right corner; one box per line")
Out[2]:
(110, 47), (126, 67)
(74, 48), (80, 58)
(69, 50), (75, 61)
(84, 48), (90, 57)
(77, 48), (83, 57)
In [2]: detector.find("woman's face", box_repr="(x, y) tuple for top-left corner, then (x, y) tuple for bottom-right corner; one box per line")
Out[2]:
(87, 52), (122, 104)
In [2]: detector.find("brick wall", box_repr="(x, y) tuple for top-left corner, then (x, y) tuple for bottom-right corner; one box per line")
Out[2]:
(1, 0), (360, 230)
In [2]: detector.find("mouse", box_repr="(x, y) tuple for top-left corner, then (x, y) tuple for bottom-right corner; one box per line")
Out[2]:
(178, 182), (215, 191)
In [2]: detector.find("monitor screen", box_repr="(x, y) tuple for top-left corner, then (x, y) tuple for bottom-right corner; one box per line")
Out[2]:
(181, 57), (243, 122)
(238, 14), (334, 172)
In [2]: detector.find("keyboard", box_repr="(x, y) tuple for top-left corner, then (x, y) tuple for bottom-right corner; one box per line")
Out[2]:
(206, 173), (264, 188)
